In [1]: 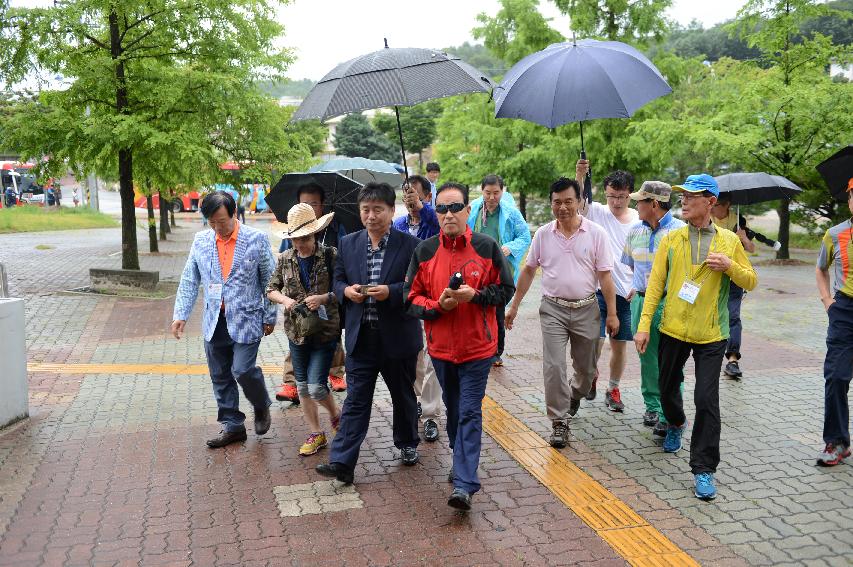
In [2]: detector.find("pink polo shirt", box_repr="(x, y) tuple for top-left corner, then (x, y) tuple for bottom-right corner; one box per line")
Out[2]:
(526, 217), (613, 300)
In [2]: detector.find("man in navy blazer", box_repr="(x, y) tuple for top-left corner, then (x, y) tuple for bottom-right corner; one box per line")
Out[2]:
(316, 183), (423, 484)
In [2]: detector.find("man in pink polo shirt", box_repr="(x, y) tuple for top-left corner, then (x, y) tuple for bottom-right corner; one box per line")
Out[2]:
(506, 177), (619, 448)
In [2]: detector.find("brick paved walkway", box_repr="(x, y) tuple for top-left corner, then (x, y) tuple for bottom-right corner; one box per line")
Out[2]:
(1, 222), (851, 566)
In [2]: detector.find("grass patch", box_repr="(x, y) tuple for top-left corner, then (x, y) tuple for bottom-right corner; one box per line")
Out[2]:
(34, 244), (55, 250)
(759, 230), (822, 250)
(0, 206), (118, 233)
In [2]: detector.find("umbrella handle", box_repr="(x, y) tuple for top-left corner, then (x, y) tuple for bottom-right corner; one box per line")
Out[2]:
(580, 122), (592, 203)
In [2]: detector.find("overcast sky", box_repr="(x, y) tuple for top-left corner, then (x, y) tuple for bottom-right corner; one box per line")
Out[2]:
(10, 0), (748, 81)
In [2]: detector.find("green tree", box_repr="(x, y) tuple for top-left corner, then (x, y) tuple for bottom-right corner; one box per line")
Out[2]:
(373, 101), (441, 172)
(474, 0), (563, 66)
(553, 0), (672, 43)
(0, 0), (292, 270)
(333, 113), (399, 162)
(444, 42), (509, 79)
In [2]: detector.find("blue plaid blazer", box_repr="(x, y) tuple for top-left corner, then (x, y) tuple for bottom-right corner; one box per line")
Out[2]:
(173, 224), (277, 343)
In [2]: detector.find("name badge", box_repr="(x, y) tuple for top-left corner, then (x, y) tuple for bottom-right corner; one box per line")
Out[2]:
(677, 279), (700, 304)
(317, 305), (329, 321)
(207, 283), (223, 304)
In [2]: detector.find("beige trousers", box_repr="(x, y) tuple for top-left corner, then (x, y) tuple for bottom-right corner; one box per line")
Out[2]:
(539, 297), (600, 421)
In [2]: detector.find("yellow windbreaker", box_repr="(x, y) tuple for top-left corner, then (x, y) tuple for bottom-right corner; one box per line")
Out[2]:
(637, 224), (757, 344)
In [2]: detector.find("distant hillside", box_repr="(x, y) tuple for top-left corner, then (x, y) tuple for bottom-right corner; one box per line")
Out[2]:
(258, 78), (315, 99)
(444, 42), (509, 80)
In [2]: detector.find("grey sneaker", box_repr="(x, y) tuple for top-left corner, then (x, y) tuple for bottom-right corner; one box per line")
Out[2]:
(605, 388), (624, 412)
(550, 420), (569, 448)
(643, 410), (659, 427)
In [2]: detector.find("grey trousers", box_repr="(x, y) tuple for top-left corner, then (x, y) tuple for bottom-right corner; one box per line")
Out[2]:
(540, 297), (600, 421)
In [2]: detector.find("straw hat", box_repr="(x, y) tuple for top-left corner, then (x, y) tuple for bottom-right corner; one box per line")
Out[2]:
(271, 203), (335, 239)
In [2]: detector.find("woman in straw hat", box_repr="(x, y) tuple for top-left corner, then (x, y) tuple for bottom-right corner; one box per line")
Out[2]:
(266, 203), (343, 456)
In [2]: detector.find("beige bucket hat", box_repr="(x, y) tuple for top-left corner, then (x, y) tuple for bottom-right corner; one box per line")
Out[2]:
(271, 203), (335, 239)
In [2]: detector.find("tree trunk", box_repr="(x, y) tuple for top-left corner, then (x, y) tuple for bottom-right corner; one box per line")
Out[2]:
(418, 151), (423, 173)
(110, 9), (139, 270)
(776, 198), (791, 260)
(170, 205), (176, 228)
(146, 194), (158, 253)
(519, 189), (527, 219)
(159, 193), (168, 240)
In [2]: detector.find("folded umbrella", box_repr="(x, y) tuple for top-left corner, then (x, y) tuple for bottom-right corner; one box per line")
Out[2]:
(816, 145), (853, 201)
(494, 39), (672, 201)
(714, 172), (802, 205)
(266, 172), (363, 234)
(308, 157), (403, 188)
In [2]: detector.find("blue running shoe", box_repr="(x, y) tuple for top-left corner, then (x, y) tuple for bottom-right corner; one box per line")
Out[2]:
(694, 472), (717, 500)
(663, 422), (686, 453)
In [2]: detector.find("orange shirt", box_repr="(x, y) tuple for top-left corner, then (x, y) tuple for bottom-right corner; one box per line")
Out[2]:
(216, 221), (240, 281)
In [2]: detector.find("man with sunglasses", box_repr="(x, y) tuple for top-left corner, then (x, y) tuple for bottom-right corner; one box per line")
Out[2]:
(405, 183), (515, 511)
(576, 160), (638, 413)
(634, 174), (757, 501)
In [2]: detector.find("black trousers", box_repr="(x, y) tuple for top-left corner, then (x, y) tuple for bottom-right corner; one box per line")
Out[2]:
(658, 333), (727, 474)
(496, 302), (505, 358)
(329, 327), (419, 470)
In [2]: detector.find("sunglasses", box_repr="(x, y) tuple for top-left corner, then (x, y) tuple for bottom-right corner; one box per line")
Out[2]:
(435, 202), (466, 214)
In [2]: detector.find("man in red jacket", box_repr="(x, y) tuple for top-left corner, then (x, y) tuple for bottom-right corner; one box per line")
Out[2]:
(405, 182), (515, 511)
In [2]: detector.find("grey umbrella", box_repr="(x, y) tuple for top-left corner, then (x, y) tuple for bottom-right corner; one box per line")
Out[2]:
(494, 39), (672, 200)
(714, 172), (802, 205)
(292, 41), (491, 183)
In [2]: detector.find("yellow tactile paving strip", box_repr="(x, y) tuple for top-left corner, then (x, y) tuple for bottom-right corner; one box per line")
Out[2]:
(28, 362), (698, 565)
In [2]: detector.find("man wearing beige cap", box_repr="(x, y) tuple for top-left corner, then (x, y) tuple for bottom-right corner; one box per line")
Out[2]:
(622, 181), (685, 437)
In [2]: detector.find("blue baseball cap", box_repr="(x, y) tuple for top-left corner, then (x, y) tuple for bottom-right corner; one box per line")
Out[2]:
(672, 174), (719, 197)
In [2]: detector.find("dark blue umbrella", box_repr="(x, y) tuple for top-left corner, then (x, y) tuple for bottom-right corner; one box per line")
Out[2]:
(494, 39), (672, 198)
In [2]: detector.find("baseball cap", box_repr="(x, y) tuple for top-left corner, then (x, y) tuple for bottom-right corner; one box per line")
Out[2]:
(672, 174), (719, 197)
(630, 181), (672, 202)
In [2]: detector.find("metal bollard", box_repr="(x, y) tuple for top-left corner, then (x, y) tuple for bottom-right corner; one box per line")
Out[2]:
(0, 263), (8, 298)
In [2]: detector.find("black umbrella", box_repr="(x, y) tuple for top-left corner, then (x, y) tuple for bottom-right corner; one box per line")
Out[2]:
(266, 172), (363, 234)
(291, 41), (491, 182)
(714, 172), (803, 205)
(816, 145), (853, 201)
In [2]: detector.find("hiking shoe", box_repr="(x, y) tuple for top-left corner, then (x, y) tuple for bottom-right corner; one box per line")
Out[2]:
(694, 472), (717, 500)
(447, 488), (472, 511)
(299, 432), (328, 456)
(330, 412), (341, 436)
(816, 443), (852, 466)
(550, 420), (569, 448)
(329, 374), (347, 392)
(652, 420), (668, 437)
(723, 360), (742, 379)
(423, 418), (439, 442)
(275, 383), (299, 403)
(663, 422), (686, 453)
(605, 388), (624, 412)
(643, 410), (659, 427)
(569, 397), (581, 417)
(401, 447), (420, 466)
(586, 370), (598, 401)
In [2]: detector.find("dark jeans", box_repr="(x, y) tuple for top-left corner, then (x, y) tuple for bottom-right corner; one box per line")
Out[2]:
(726, 282), (744, 359)
(824, 292), (853, 447)
(432, 356), (492, 494)
(289, 339), (338, 401)
(496, 302), (505, 358)
(658, 333), (726, 474)
(203, 313), (272, 433)
(330, 328), (419, 470)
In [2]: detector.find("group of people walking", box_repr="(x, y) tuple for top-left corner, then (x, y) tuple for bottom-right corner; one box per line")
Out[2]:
(171, 159), (851, 509)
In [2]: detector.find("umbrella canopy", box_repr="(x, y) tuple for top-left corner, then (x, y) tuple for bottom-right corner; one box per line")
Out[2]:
(494, 39), (672, 130)
(714, 172), (803, 205)
(308, 157), (403, 188)
(292, 47), (491, 122)
(816, 145), (853, 201)
(266, 172), (363, 234)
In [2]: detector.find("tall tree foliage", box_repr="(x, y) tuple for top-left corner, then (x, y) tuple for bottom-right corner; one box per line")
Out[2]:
(333, 113), (399, 162)
(373, 101), (441, 172)
(553, 0), (672, 44)
(0, 0), (293, 270)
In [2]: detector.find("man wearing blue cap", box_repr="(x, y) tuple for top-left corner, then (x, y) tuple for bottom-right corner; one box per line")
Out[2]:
(634, 174), (757, 501)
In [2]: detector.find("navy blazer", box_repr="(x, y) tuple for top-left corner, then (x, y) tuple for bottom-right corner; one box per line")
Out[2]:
(334, 228), (423, 359)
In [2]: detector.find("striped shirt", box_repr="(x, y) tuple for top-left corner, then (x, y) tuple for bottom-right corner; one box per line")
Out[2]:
(621, 211), (685, 293)
(363, 231), (390, 323)
(817, 219), (853, 299)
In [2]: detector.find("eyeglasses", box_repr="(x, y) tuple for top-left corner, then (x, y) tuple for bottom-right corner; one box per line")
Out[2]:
(679, 192), (712, 203)
(435, 202), (466, 214)
(605, 194), (630, 201)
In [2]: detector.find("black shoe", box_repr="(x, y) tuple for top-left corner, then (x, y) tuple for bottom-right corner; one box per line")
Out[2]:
(206, 429), (247, 448)
(448, 466), (454, 483)
(569, 397), (581, 417)
(448, 488), (472, 511)
(315, 462), (354, 484)
(417, 401), (422, 418)
(423, 419), (439, 442)
(585, 370), (598, 401)
(550, 420), (569, 448)
(643, 411), (659, 427)
(724, 360), (743, 379)
(401, 447), (420, 466)
(254, 406), (271, 435)
(652, 420), (667, 438)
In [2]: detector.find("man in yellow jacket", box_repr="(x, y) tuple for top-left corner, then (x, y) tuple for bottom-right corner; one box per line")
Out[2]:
(634, 174), (757, 501)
